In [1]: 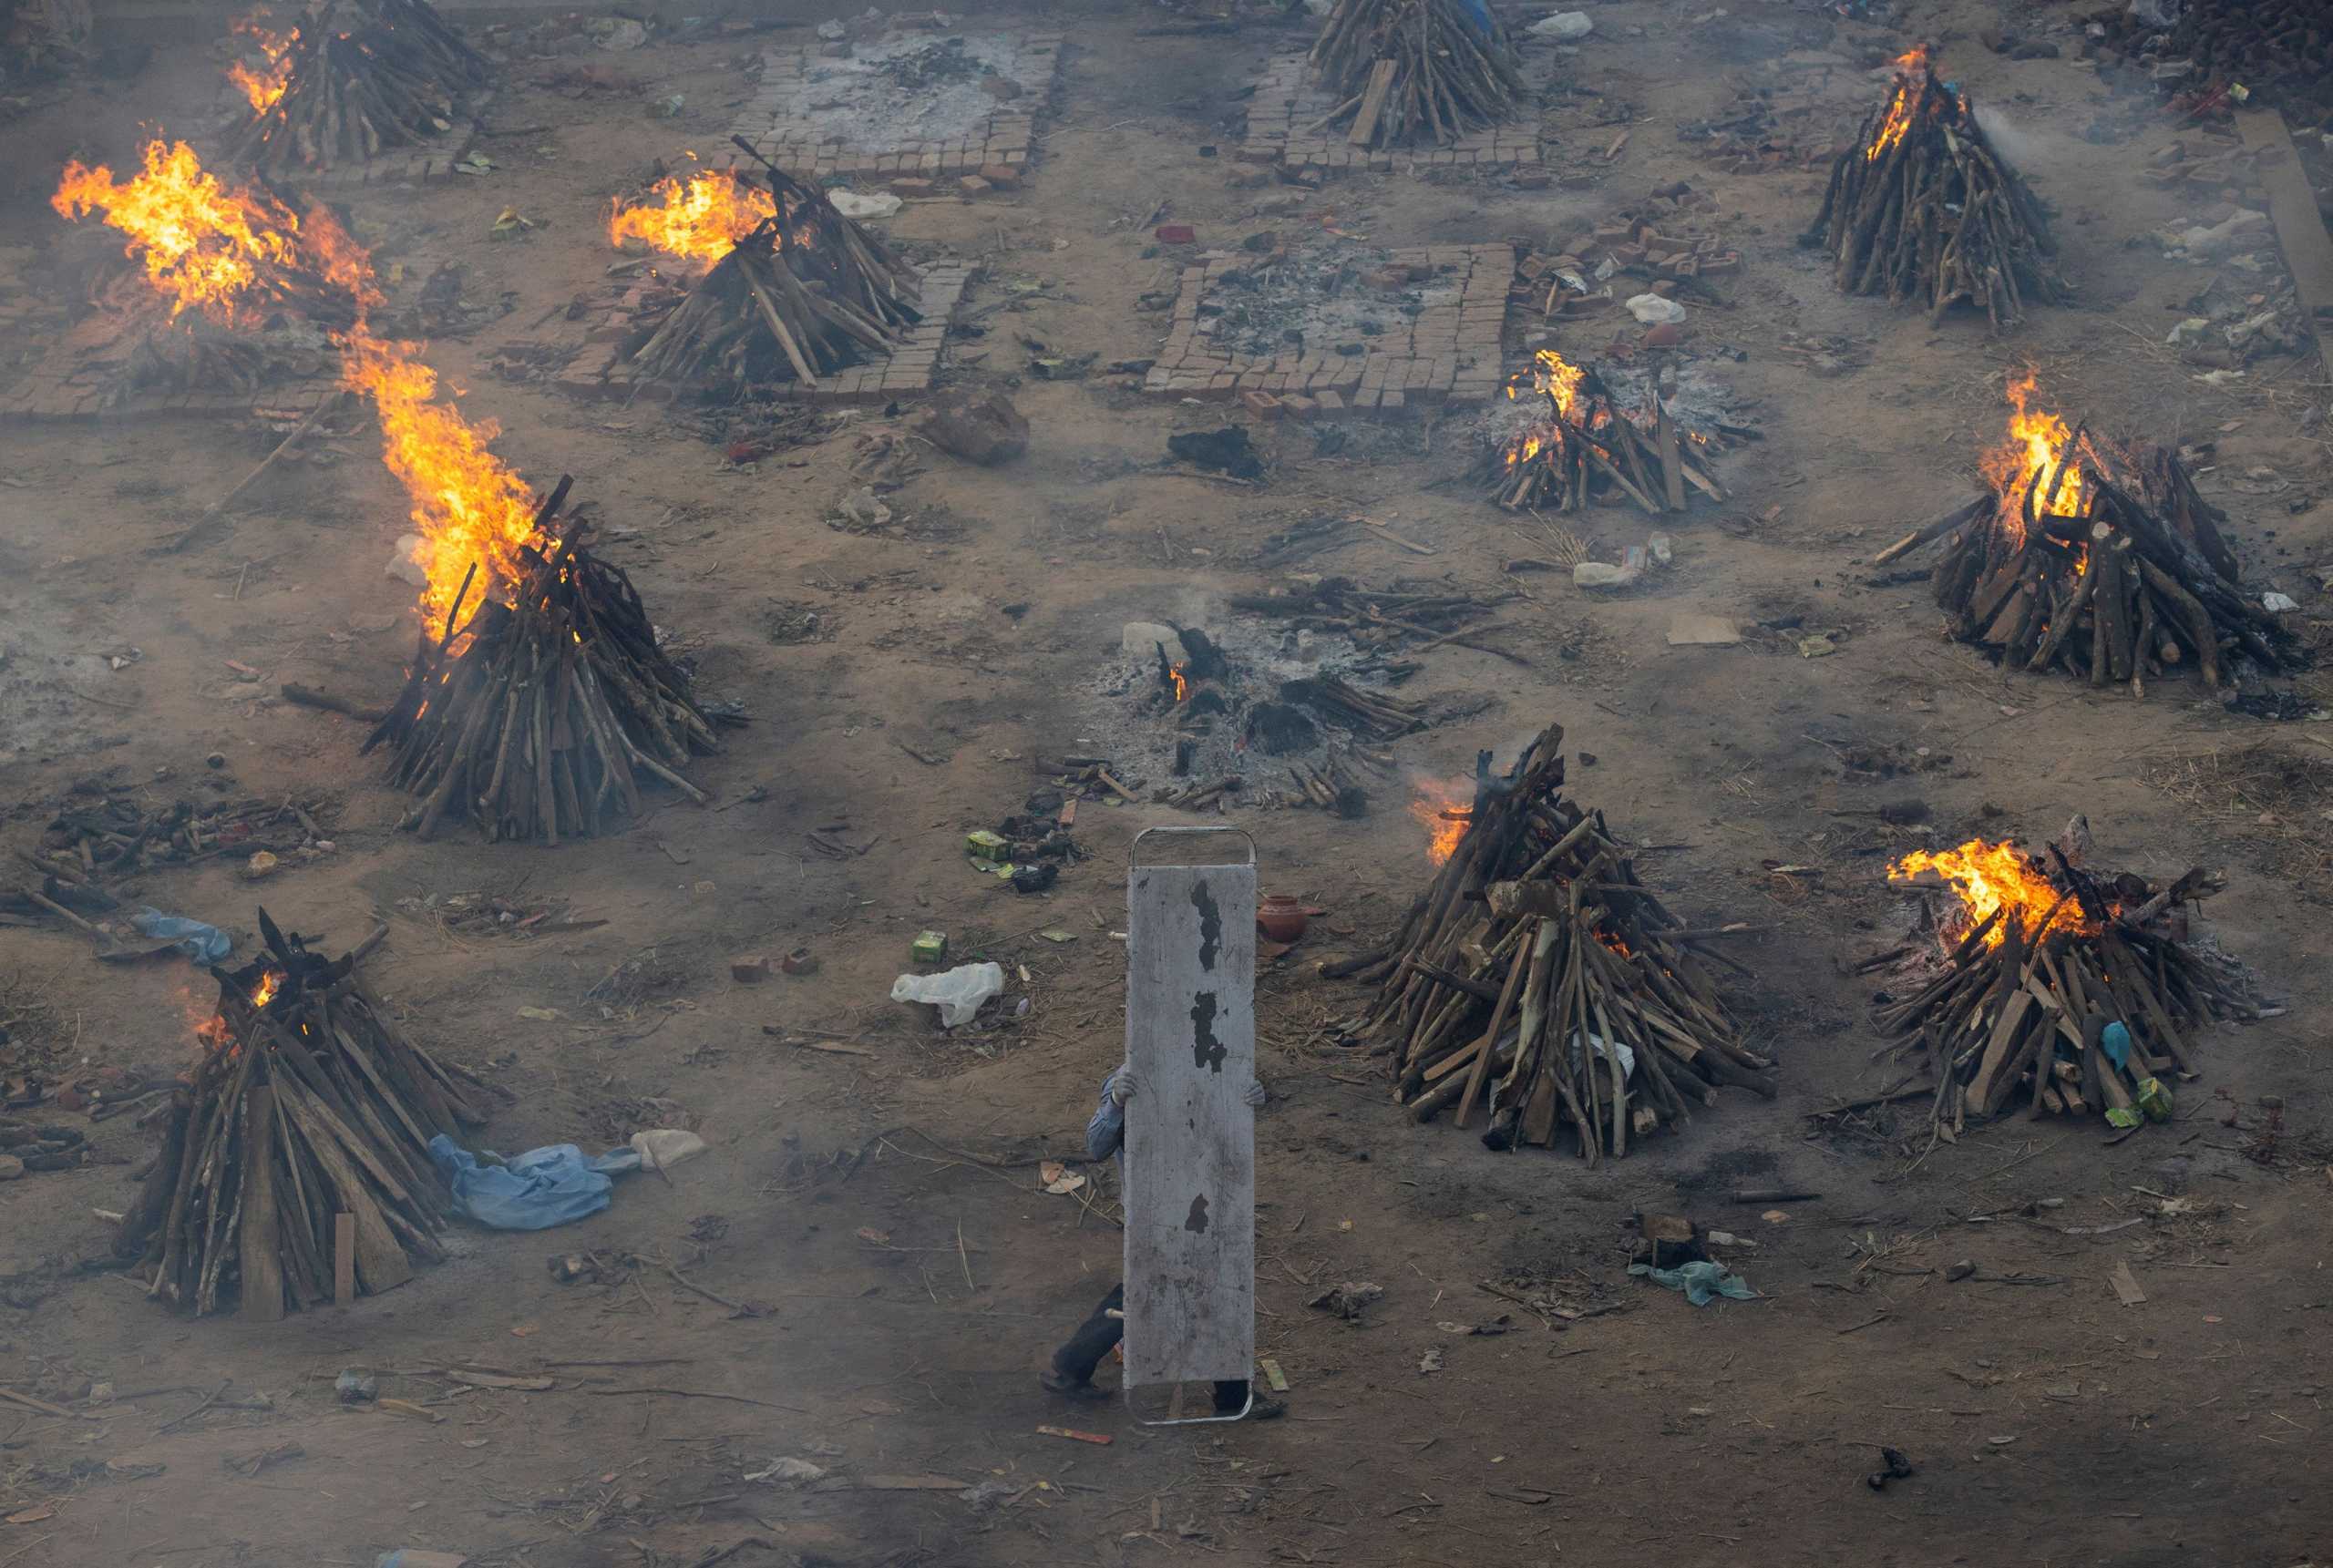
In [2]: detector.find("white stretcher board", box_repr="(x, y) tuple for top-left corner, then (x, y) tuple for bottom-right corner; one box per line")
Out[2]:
(1121, 830), (1256, 1392)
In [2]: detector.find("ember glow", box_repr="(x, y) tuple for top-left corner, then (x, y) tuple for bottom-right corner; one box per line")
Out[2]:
(608, 171), (776, 266)
(228, 11), (295, 114)
(1888, 838), (2098, 948)
(1865, 46), (1929, 161)
(1168, 664), (1190, 703)
(1408, 778), (1472, 866)
(343, 328), (545, 630)
(1981, 372), (2090, 541)
(50, 140), (303, 322)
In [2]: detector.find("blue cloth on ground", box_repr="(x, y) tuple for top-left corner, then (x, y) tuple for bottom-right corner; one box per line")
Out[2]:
(428, 1134), (640, 1230)
(132, 907), (232, 962)
(1629, 1260), (1757, 1306)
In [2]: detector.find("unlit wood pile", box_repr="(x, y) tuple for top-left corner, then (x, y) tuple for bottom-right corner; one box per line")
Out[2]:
(222, 0), (491, 174)
(1471, 355), (1724, 514)
(1801, 51), (2066, 325)
(1354, 724), (1773, 1162)
(120, 911), (488, 1317)
(622, 151), (921, 396)
(364, 477), (727, 843)
(35, 793), (330, 880)
(1876, 439), (2300, 692)
(1871, 832), (2255, 1134)
(1306, 0), (1526, 150)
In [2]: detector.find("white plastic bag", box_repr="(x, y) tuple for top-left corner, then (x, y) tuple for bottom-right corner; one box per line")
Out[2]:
(830, 189), (903, 220)
(1528, 11), (1594, 38)
(630, 1128), (708, 1171)
(1625, 293), (1688, 325)
(892, 961), (1004, 1027)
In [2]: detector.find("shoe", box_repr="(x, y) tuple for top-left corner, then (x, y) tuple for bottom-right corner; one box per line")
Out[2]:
(1040, 1369), (1110, 1402)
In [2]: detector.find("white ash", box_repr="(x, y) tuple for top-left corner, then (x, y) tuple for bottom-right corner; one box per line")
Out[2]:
(793, 31), (1046, 149)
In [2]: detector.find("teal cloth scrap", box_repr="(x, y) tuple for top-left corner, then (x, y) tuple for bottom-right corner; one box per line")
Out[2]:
(1629, 1260), (1756, 1306)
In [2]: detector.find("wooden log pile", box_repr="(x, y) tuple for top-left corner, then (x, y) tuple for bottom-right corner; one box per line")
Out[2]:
(619, 150), (921, 397)
(1870, 826), (2257, 1135)
(1353, 724), (1773, 1162)
(34, 793), (332, 881)
(364, 477), (729, 843)
(2104, 0), (2333, 124)
(119, 911), (490, 1317)
(1223, 579), (1516, 658)
(1875, 420), (2300, 693)
(1306, 0), (1526, 151)
(1801, 48), (2068, 327)
(1471, 352), (1726, 515)
(221, 0), (491, 175)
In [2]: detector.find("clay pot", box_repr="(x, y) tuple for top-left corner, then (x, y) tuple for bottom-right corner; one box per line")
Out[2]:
(1257, 894), (1309, 943)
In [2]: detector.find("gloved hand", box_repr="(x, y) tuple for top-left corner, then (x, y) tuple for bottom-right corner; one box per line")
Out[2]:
(1105, 1062), (1142, 1105)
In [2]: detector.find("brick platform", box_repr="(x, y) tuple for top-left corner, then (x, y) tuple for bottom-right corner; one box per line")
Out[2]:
(0, 313), (337, 425)
(1238, 53), (1542, 172)
(1142, 244), (1513, 416)
(549, 261), (974, 405)
(721, 32), (1061, 186)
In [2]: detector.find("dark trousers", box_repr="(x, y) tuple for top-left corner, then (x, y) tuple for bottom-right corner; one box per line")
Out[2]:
(1051, 1283), (1249, 1411)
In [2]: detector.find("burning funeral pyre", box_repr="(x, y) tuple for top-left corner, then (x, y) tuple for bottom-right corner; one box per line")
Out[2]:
(1306, 0), (1526, 150)
(1354, 725), (1773, 1161)
(1802, 48), (2067, 327)
(364, 474), (729, 842)
(221, 0), (493, 175)
(610, 153), (921, 397)
(1869, 821), (2259, 1136)
(1473, 350), (1728, 515)
(120, 912), (489, 1317)
(1876, 375), (2300, 694)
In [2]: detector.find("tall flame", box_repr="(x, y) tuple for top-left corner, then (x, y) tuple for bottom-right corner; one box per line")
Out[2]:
(609, 171), (776, 266)
(228, 10), (295, 114)
(51, 140), (304, 323)
(1408, 778), (1472, 867)
(1865, 46), (1930, 162)
(343, 328), (546, 631)
(1981, 372), (2088, 542)
(1528, 348), (1585, 421)
(1888, 838), (2097, 949)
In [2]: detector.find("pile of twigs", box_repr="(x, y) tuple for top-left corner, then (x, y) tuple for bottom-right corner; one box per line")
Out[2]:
(1870, 827), (2257, 1134)
(620, 146), (921, 396)
(119, 911), (490, 1317)
(108, 321), (331, 406)
(1471, 353), (1726, 514)
(33, 794), (331, 881)
(1277, 675), (1424, 742)
(222, 0), (492, 174)
(1801, 50), (2066, 326)
(1306, 0), (1526, 150)
(364, 477), (729, 843)
(1351, 724), (1773, 1161)
(1876, 436), (2300, 692)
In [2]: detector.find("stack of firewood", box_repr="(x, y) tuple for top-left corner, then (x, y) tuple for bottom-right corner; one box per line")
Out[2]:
(222, 0), (490, 173)
(1869, 825), (2257, 1134)
(619, 148), (921, 396)
(119, 911), (490, 1317)
(1801, 49), (2066, 326)
(1876, 429), (2300, 692)
(364, 477), (731, 843)
(1472, 352), (1725, 514)
(34, 793), (331, 880)
(1306, 0), (1526, 150)
(1351, 724), (1773, 1161)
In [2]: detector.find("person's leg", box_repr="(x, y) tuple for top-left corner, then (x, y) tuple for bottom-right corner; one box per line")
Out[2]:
(1042, 1283), (1124, 1395)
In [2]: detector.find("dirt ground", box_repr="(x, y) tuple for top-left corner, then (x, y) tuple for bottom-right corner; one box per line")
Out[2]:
(3, 1), (2332, 1563)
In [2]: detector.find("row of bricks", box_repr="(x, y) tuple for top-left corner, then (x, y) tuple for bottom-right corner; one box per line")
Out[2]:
(741, 143), (1031, 172)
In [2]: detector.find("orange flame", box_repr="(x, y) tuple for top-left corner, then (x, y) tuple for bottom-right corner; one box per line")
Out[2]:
(1980, 372), (2088, 543)
(1865, 47), (1930, 162)
(1888, 838), (2097, 949)
(609, 171), (776, 266)
(51, 140), (304, 323)
(1408, 778), (1472, 867)
(1168, 665), (1190, 702)
(228, 10), (295, 114)
(251, 969), (283, 1008)
(1529, 348), (1586, 421)
(343, 328), (546, 630)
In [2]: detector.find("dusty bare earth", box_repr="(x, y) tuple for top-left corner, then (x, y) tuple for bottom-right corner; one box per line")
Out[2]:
(3, 1), (2332, 1564)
